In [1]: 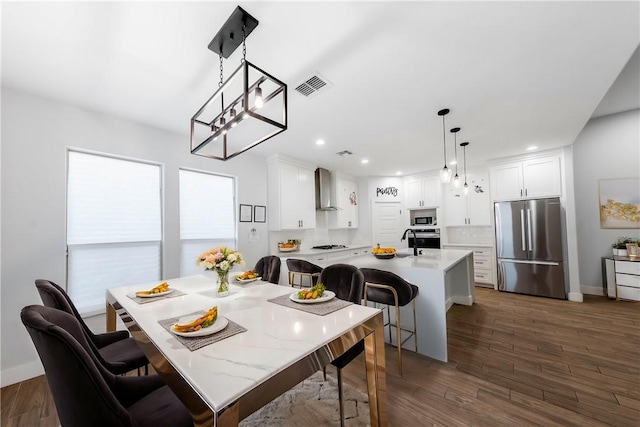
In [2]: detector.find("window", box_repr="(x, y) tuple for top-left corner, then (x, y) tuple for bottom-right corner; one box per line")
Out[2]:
(67, 151), (162, 315)
(179, 169), (236, 276)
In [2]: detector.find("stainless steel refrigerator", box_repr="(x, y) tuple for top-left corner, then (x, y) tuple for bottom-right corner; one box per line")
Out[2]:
(494, 197), (566, 299)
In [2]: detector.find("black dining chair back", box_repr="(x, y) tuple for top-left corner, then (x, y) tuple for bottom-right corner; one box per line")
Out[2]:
(20, 305), (192, 427)
(318, 263), (365, 427)
(255, 256), (281, 284)
(318, 263), (364, 304)
(35, 279), (148, 375)
(286, 258), (323, 287)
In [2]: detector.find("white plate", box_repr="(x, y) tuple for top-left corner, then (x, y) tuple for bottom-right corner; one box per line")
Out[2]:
(172, 316), (228, 337)
(278, 246), (298, 252)
(234, 276), (261, 284)
(135, 288), (174, 298)
(289, 290), (335, 304)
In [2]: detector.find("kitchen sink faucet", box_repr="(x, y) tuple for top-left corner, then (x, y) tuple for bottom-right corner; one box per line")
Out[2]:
(401, 228), (418, 256)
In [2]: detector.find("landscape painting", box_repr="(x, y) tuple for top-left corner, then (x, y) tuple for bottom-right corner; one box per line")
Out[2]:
(599, 178), (640, 229)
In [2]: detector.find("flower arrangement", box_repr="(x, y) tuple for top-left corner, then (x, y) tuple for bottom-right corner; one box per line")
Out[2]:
(611, 237), (638, 249)
(197, 247), (244, 296)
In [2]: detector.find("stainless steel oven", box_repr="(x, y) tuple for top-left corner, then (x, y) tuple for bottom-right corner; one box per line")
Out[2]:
(408, 228), (441, 249)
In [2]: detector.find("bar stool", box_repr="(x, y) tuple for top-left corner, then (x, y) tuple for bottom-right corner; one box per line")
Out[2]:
(360, 268), (419, 375)
(286, 258), (323, 288)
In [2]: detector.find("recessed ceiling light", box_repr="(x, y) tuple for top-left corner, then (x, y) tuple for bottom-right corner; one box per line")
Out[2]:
(361, 159), (369, 164)
(396, 171), (402, 176)
(449, 160), (457, 165)
(526, 146), (538, 151)
(316, 139), (325, 145)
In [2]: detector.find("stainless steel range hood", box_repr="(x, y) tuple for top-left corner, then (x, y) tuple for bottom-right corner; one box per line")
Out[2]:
(315, 168), (338, 211)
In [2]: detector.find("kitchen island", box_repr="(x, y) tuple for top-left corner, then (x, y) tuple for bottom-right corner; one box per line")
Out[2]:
(288, 248), (475, 362)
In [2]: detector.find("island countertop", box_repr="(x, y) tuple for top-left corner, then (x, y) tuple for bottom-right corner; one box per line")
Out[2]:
(354, 248), (473, 272)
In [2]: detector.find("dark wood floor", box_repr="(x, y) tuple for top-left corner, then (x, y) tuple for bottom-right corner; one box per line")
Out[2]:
(2, 288), (639, 426)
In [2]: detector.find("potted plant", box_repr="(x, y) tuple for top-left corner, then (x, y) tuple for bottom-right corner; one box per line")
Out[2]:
(612, 237), (637, 256)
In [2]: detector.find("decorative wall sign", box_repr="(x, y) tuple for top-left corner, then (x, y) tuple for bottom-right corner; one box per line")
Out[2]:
(376, 187), (398, 197)
(240, 204), (252, 222)
(254, 205), (266, 223)
(599, 178), (640, 229)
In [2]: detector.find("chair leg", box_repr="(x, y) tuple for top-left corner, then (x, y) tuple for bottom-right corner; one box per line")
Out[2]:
(337, 368), (345, 427)
(412, 298), (418, 353)
(145, 363), (149, 376)
(395, 300), (402, 376)
(386, 305), (392, 342)
(323, 366), (327, 381)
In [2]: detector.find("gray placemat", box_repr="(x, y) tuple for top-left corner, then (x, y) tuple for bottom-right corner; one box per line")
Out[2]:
(158, 311), (247, 351)
(267, 293), (352, 316)
(127, 288), (187, 304)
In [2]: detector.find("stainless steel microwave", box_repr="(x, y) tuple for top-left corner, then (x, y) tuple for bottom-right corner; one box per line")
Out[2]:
(414, 216), (434, 225)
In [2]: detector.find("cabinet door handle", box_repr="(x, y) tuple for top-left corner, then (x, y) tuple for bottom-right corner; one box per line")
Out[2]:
(525, 189), (528, 197)
(520, 189), (523, 197)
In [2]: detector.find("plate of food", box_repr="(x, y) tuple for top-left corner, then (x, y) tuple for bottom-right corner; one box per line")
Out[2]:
(172, 306), (227, 337)
(234, 270), (261, 283)
(278, 239), (300, 252)
(135, 282), (173, 298)
(289, 284), (334, 304)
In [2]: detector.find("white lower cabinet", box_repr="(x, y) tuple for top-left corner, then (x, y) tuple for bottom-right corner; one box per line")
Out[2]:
(443, 244), (495, 286)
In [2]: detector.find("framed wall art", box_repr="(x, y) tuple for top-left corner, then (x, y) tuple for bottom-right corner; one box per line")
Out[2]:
(239, 204), (252, 222)
(598, 178), (640, 229)
(254, 205), (266, 223)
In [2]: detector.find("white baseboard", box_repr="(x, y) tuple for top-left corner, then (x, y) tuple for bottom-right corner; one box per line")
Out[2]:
(581, 286), (606, 297)
(568, 291), (584, 302)
(1, 360), (44, 387)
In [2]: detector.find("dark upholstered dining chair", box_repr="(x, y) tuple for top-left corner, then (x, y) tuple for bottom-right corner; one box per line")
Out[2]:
(318, 263), (365, 427)
(254, 255), (281, 284)
(360, 268), (419, 375)
(35, 279), (148, 375)
(21, 305), (192, 427)
(286, 258), (323, 288)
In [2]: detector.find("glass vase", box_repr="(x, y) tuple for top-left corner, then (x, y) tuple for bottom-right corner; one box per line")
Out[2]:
(216, 269), (230, 297)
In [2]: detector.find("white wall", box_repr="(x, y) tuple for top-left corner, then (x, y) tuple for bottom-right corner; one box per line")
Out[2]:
(573, 109), (640, 295)
(0, 88), (269, 385)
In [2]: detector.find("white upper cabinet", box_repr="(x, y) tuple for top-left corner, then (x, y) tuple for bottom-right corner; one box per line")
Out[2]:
(490, 155), (561, 201)
(267, 156), (316, 230)
(405, 176), (440, 209)
(329, 173), (359, 229)
(444, 170), (491, 226)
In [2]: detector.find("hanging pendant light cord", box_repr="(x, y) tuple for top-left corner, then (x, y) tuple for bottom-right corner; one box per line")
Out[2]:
(442, 115), (447, 162)
(453, 134), (458, 175)
(218, 54), (224, 87)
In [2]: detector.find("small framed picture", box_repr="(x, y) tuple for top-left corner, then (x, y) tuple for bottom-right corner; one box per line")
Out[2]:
(239, 204), (252, 222)
(254, 205), (266, 223)
(626, 242), (639, 258)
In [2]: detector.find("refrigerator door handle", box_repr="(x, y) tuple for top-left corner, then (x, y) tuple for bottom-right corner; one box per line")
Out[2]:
(520, 209), (526, 251)
(497, 261), (505, 290)
(527, 209), (533, 251)
(500, 259), (560, 266)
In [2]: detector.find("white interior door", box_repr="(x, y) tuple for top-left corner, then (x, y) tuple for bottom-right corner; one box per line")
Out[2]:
(372, 201), (405, 249)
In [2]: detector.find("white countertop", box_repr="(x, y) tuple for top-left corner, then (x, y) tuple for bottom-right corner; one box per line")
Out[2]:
(349, 248), (472, 271)
(107, 276), (380, 412)
(274, 244), (370, 257)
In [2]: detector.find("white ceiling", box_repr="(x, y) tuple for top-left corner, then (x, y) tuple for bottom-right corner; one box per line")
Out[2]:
(2, 1), (639, 177)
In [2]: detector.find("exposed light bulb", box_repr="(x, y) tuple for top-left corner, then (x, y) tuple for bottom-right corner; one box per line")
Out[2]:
(440, 165), (452, 183)
(255, 86), (263, 109)
(463, 182), (469, 195)
(453, 173), (461, 188)
(220, 116), (226, 135)
(230, 107), (237, 128)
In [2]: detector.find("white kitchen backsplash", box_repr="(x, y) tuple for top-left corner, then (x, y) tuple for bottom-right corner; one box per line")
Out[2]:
(446, 226), (494, 245)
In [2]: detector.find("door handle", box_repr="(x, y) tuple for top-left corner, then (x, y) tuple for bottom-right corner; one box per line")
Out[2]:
(520, 209), (526, 251)
(527, 209), (533, 251)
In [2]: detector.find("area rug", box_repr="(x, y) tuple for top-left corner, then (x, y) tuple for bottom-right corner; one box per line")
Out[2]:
(240, 371), (370, 426)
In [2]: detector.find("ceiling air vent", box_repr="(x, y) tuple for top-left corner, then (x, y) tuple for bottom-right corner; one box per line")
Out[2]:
(336, 150), (353, 157)
(295, 73), (332, 98)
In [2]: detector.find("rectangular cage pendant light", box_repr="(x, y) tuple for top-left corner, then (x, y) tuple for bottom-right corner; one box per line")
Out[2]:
(190, 6), (287, 161)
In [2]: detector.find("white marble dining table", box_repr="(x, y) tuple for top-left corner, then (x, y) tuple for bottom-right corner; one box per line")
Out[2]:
(106, 275), (387, 427)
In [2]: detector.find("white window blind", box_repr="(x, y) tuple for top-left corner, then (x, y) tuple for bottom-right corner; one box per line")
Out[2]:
(67, 151), (162, 315)
(179, 169), (236, 276)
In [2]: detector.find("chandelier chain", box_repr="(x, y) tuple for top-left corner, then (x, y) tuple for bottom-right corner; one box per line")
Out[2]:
(241, 25), (247, 63)
(218, 54), (224, 87)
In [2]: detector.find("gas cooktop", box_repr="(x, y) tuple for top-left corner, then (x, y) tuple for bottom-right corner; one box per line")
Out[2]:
(311, 245), (348, 250)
